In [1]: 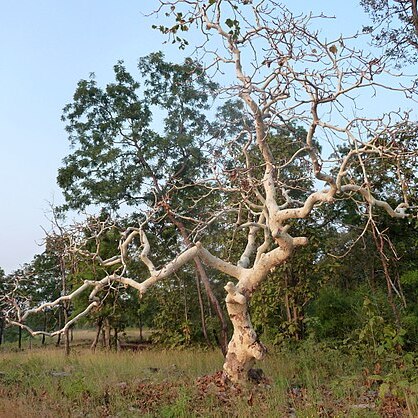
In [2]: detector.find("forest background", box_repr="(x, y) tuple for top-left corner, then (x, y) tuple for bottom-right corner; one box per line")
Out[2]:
(1, 0), (418, 416)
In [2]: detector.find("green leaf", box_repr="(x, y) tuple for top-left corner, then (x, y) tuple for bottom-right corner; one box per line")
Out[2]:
(225, 18), (234, 28)
(378, 382), (391, 399)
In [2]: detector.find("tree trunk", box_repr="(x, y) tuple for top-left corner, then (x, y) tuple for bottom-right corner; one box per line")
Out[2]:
(64, 328), (71, 356)
(292, 306), (300, 341)
(63, 301), (71, 356)
(102, 318), (111, 349)
(168, 213), (228, 355)
(193, 259), (229, 356)
(56, 309), (62, 347)
(91, 319), (103, 351)
(114, 327), (118, 350)
(284, 275), (292, 324)
(222, 282), (267, 384)
(0, 317), (4, 345)
(42, 312), (47, 345)
(372, 227), (401, 327)
(138, 310), (143, 342)
(194, 272), (211, 347)
(18, 326), (22, 350)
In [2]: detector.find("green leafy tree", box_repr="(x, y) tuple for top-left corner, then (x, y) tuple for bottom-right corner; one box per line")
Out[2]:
(58, 53), (229, 353)
(361, 0), (418, 63)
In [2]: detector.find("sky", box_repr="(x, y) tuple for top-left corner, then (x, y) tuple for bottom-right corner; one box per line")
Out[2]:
(0, 0), (405, 274)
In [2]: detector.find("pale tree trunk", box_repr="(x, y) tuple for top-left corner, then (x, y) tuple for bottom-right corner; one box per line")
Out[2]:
(203, 233), (305, 384)
(222, 282), (267, 384)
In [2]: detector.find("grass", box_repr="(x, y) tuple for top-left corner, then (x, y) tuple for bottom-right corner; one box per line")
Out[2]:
(0, 334), (417, 417)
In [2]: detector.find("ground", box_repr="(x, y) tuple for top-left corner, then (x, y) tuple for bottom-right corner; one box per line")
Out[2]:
(0, 330), (416, 417)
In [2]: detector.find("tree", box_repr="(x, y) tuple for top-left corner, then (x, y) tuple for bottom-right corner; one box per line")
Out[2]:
(0, 267), (7, 345)
(58, 53), (229, 354)
(5, 1), (418, 385)
(361, 0), (418, 63)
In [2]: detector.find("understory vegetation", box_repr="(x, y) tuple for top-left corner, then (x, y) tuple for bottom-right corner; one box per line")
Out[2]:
(0, 336), (417, 417)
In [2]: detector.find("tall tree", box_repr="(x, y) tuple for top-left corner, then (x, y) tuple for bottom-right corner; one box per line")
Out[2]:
(58, 53), (229, 353)
(6, 2), (418, 385)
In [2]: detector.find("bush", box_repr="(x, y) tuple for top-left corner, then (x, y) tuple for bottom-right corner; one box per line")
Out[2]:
(306, 286), (361, 340)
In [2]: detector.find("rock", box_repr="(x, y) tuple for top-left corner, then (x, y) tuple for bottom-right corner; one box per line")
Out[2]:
(350, 403), (376, 410)
(50, 371), (71, 377)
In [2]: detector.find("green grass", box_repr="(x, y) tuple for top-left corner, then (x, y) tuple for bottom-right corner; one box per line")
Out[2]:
(0, 341), (417, 417)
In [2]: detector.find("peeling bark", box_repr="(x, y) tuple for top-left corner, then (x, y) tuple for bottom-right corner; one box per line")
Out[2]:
(223, 282), (267, 384)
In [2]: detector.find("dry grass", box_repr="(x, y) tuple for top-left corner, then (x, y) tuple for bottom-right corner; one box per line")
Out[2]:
(0, 340), (417, 417)
(71, 328), (152, 343)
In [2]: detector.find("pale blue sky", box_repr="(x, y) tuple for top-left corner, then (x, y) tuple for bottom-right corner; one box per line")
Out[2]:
(0, 1), (402, 274)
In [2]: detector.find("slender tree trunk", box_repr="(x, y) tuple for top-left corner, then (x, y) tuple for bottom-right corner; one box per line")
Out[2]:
(114, 327), (118, 351)
(194, 259), (229, 355)
(64, 328), (71, 356)
(42, 312), (47, 345)
(168, 213), (228, 355)
(372, 227), (401, 327)
(63, 302), (71, 356)
(56, 309), (62, 347)
(91, 319), (103, 351)
(145, 169), (229, 354)
(0, 317), (4, 345)
(103, 318), (111, 349)
(292, 306), (300, 341)
(181, 277), (192, 345)
(284, 275), (292, 324)
(58, 255), (71, 355)
(18, 326), (22, 350)
(138, 310), (143, 342)
(194, 271), (211, 347)
(381, 254), (401, 327)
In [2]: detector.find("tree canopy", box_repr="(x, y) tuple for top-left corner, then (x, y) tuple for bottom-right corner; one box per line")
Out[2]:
(361, 0), (418, 63)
